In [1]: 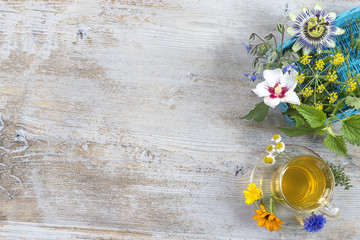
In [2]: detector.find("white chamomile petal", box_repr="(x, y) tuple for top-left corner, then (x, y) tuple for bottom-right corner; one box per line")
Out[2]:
(289, 12), (297, 22)
(334, 27), (345, 35)
(276, 142), (286, 152)
(266, 145), (275, 154)
(264, 155), (276, 165)
(292, 41), (302, 53)
(287, 27), (299, 36)
(314, 3), (322, 11)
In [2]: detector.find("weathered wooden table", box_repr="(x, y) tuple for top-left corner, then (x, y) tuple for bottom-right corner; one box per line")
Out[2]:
(0, 0), (359, 239)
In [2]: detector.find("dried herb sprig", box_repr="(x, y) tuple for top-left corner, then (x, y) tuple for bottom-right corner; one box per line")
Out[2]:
(327, 162), (352, 190)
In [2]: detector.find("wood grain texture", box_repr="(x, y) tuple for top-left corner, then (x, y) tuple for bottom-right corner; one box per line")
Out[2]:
(0, 0), (359, 239)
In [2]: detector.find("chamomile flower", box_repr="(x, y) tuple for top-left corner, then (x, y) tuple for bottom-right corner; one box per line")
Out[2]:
(287, 4), (345, 55)
(275, 142), (286, 152)
(264, 155), (276, 165)
(271, 134), (281, 143)
(266, 145), (276, 154)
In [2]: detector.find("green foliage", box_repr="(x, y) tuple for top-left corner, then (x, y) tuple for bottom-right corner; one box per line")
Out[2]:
(341, 115), (360, 141)
(295, 105), (326, 128)
(324, 134), (347, 156)
(344, 96), (360, 109)
(327, 162), (353, 190)
(242, 102), (270, 122)
(246, 24), (299, 74)
(278, 125), (317, 137)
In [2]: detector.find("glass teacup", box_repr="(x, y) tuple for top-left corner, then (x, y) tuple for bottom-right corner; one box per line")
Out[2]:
(271, 145), (340, 217)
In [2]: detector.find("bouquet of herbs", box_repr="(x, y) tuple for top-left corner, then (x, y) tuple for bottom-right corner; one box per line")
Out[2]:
(243, 4), (360, 156)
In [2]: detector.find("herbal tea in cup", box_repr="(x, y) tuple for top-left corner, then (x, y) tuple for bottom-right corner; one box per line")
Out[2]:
(271, 153), (340, 217)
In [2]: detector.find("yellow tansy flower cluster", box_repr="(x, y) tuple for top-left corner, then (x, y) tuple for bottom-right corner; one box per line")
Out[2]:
(296, 73), (305, 84)
(315, 59), (325, 71)
(332, 53), (345, 65)
(301, 87), (314, 97)
(314, 101), (323, 111)
(316, 84), (325, 93)
(346, 79), (357, 92)
(300, 55), (312, 65)
(328, 92), (338, 104)
(327, 71), (337, 82)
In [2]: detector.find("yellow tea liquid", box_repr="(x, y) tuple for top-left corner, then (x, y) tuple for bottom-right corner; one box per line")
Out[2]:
(278, 156), (326, 210)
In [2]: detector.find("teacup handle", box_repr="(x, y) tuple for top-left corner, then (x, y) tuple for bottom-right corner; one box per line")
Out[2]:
(318, 201), (341, 218)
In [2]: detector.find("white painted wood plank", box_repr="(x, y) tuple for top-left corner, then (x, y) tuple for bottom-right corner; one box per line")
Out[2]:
(0, 0), (359, 239)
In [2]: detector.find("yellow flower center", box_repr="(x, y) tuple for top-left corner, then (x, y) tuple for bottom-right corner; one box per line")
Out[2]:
(276, 142), (283, 150)
(272, 134), (280, 141)
(264, 156), (274, 164)
(274, 85), (282, 95)
(266, 145), (274, 152)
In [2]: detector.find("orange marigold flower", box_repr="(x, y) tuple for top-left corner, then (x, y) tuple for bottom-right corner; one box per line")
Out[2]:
(252, 205), (284, 232)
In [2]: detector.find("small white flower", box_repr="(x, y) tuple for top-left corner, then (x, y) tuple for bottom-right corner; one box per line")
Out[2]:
(252, 69), (301, 108)
(266, 145), (276, 154)
(271, 134), (282, 143)
(264, 154), (276, 165)
(276, 142), (286, 153)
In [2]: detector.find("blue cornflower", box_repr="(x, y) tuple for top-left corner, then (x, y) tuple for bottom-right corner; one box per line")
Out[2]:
(242, 43), (251, 53)
(244, 73), (262, 81)
(304, 214), (326, 233)
(283, 64), (297, 74)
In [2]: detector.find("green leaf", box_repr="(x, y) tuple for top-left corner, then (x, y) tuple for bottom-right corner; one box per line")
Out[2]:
(346, 138), (360, 146)
(296, 105), (327, 128)
(341, 115), (360, 140)
(242, 102), (270, 122)
(324, 134), (347, 156)
(322, 55), (333, 64)
(345, 96), (360, 109)
(278, 125), (317, 137)
(294, 116), (305, 127)
(320, 50), (335, 54)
